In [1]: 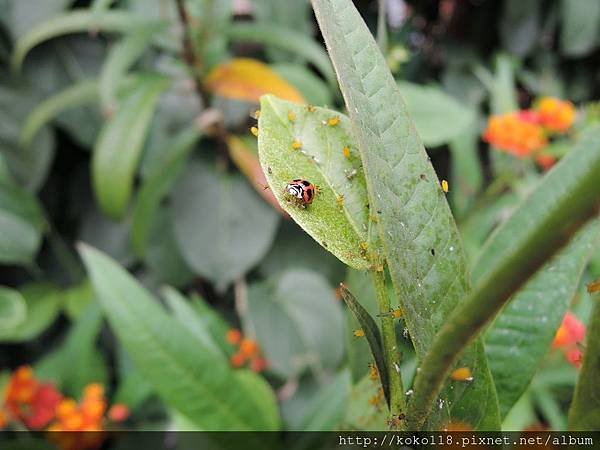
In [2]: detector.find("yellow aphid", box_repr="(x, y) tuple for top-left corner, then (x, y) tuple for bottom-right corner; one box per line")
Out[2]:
(287, 111), (296, 122)
(587, 278), (600, 294)
(307, 105), (316, 113)
(250, 126), (259, 137)
(336, 194), (345, 207)
(327, 116), (340, 127)
(253, 110), (261, 119)
(353, 329), (365, 338)
(441, 179), (449, 193)
(360, 242), (368, 251)
(369, 387), (385, 406)
(377, 309), (402, 318)
(368, 363), (379, 381)
(451, 367), (474, 382)
(343, 146), (351, 158)
(291, 140), (302, 150)
(375, 264), (385, 272)
(370, 215), (379, 223)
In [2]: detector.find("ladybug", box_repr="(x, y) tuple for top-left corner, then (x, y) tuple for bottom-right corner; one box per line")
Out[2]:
(284, 179), (318, 208)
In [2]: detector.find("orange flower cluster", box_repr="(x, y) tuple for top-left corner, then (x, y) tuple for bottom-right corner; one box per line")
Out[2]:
(1, 366), (129, 450)
(538, 97), (577, 133)
(226, 328), (269, 373)
(552, 312), (586, 369)
(483, 97), (577, 166)
(483, 112), (548, 158)
(1, 366), (62, 430)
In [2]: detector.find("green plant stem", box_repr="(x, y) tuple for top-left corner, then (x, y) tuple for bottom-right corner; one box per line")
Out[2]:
(372, 270), (405, 425)
(377, 0), (387, 52)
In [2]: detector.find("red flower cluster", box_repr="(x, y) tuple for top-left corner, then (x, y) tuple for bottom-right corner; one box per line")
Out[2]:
(226, 329), (269, 373)
(483, 97), (577, 168)
(1, 366), (130, 450)
(1, 366), (62, 429)
(552, 312), (586, 369)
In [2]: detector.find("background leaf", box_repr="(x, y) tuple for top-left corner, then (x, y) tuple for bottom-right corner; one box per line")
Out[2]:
(311, 0), (500, 429)
(246, 269), (345, 378)
(170, 158), (279, 289)
(258, 95), (370, 270)
(0, 174), (46, 265)
(205, 58), (305, 104)
(92, 74), (170, 219)
(397, 81), (475, 148)
(79, 244), (280, 431)
(485, 219), (600, 418)
(0, 286), (27, 339)
(0, 283), (61, 342)
(560, 0), (600, 57)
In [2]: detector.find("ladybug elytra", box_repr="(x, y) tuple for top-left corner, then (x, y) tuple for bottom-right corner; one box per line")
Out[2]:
(284, 179), (318, 207)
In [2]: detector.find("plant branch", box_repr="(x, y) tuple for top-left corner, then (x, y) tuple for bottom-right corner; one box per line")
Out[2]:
(174, 0), (208, 106)
(372, 269), (405, 426)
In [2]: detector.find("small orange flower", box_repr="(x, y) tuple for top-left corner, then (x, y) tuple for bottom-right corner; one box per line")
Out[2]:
(250, 357), (269, 373)
(108, 403), (130, 422)
(226, 328), (242, 345)
(239, 338), (259, 357)
(230, 352), (247, 368)
(83, 383), (104, 401)
(0, 409), (8, 429)
(535, 153), (556, 170)
(537, 97), (576, 133)
(553, 312), (586, 369)
(483, 112), (548, 157)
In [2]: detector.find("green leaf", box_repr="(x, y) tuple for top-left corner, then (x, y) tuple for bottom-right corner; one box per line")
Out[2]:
(500, 0), (541, 56)
(411, 126), (600, 429)
(342, 373), (389, 430)
(0, 286), (27, 339)
(99, 24), (162, 113)
(12, 10), (156, 72)
(246, 269), (345, 378)
(0, 177), (46, 265)
(311, 0), (500, 429)
(225, 22), (336, 88)
(272, 63), (333, 106)
(485, 219), (600, 418)
(449, 126), (483, 219)
(296, 370), (351, 431)
(397, 81), (475, 147)
(132, 127), (200, 256)
(560, 0), (600, 57)
(1, 283), (61, 342)
(79, 244), (280, 430)
(161, 286), (222, 357)
(170, 158), (279, 289)
(20, 79), (99, 150)
(568, 297), (600, 430)
(92, 74), (170, 219)
(0, 0), (71, 40)
(339, 284), (389, 407)
(258, 95), (370, 270)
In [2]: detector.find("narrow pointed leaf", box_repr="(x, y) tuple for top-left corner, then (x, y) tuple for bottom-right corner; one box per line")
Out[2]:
(225, 23), (336, 88)
(131, 127), (200, 256)
(486, 219), (600, 418)
(340, 284), (389, 407)
(12, 10), (157, 72)
(258, 95), (370, 270)
(311, 0), (499, 429)
(92, 74), (170, 219)
(99, 24), (162, 113)
(78, 244), (280, 431)
(20, 80), (99, 150)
